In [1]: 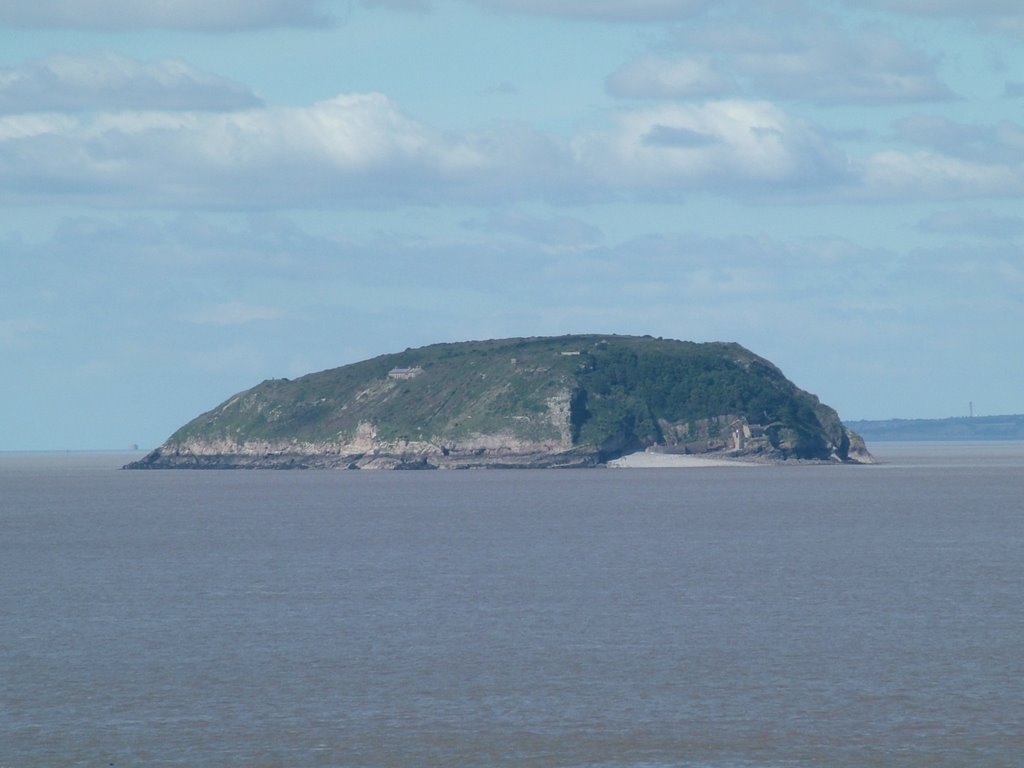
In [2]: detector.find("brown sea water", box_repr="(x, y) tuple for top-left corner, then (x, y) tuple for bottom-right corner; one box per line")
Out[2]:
(2, 443), (1023, 767)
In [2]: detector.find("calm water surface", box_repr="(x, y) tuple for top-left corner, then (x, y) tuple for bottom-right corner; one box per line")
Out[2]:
(1, 444), (1022, 767)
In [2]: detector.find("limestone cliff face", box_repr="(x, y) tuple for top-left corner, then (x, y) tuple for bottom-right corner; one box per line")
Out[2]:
(126, 334), (872, 469)
(136, 425), (591, 469)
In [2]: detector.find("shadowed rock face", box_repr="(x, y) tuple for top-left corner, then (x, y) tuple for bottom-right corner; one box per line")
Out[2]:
(126, 334), (873, 470)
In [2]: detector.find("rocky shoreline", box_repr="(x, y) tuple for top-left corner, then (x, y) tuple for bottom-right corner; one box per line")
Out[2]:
(123, 437), (600, 470)
(124, 440), (870, 471)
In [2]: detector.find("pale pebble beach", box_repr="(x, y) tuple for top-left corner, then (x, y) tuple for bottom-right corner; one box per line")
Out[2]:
(605, 451), (756, 468)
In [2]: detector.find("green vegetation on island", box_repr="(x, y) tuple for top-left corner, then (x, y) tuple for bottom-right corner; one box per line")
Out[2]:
(127, 334), (872, 469)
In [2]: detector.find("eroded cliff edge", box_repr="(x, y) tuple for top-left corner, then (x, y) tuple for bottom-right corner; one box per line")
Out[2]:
(126, 335), (873, 469)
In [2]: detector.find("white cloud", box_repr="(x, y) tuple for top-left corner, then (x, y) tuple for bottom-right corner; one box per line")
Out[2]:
(0, 0), (331, 30)
(3, 83), (1021, 208)
(664, 15), (954, 105)
(849, 0), (1024, 37)
(859, 150), (1022, 200)
(605, 56), (732, 99)
(917, 208), (1024, 238)
(0, 53), (261, 114)
(0, 113), (77, 141)
(851, 0), (1021, 14)
(986, 16), (1024, 36)
(0, 93), (500, 206)
(469, 0), (709, 22)
(893, 115), (1024, 164)
(572, 101), (849, 191)
(362, 0), (431, 11)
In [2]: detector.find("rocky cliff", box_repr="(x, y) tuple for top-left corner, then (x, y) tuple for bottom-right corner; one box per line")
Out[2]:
(126, 334), (872, 469)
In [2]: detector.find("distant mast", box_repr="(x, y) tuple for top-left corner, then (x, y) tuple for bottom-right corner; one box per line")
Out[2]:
(969, 401), (973, 418)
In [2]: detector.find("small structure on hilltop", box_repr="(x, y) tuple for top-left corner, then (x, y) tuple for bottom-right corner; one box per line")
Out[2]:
(387, 366), (423, 380)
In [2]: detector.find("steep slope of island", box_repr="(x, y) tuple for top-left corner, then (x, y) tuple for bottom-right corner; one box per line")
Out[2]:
(127, 335), (872, 469)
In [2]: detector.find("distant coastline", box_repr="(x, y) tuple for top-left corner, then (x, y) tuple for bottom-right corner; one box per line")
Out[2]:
(846, 414), (1024, 442)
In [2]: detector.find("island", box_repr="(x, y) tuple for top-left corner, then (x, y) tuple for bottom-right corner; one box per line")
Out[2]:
(126, 334), (873, 469)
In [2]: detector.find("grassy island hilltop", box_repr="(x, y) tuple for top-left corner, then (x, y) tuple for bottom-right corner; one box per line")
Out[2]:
(127, 334), (872, 469)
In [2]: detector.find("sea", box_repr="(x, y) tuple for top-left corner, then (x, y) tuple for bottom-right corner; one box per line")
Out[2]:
(2, 442), (1022, 768)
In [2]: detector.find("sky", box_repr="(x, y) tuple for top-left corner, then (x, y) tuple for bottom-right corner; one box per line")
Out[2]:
(2, 0), (1023, 450)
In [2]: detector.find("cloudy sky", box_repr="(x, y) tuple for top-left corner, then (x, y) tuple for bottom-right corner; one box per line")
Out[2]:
(3, 0), (1023, 450)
